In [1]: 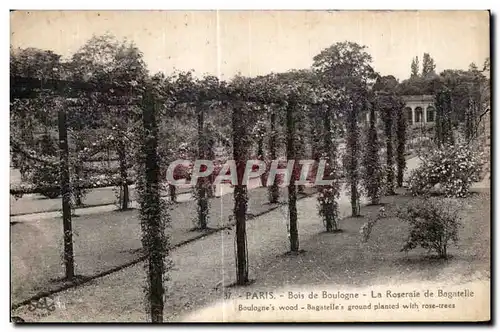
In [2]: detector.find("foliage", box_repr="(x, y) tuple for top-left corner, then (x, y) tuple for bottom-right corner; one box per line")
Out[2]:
(360, 207), (386, 242)
(312, 41), (377, 89)
(343, 99), (363, 216)
(410, 56), (419, 78)
(10, 47), (63, 80)
(70, 34), (148, 89)
(10, 48), (64, 180)
(374, 91), (404, 195)
(434, 88), (454, 147)
(397, 198), (461, 258)
(362, 103), (383, 204)
(421, 53), (436, 77)
(397, 73), (442, 96)
(13, 33), (491, 320)
(317, 183), (341, 231)
(372, 75), (399, 92)
(314, 42), (375, 217)
(455, 64), (489, 142)
(408, 144), (483, 198)
(314, 103), (343, 231)
(134, 88), (172, 322)
(26, 134), (60, 199)
(395, 102), (407, 187)
(399, 55), (489, 139)
(69, 34), (148, 209)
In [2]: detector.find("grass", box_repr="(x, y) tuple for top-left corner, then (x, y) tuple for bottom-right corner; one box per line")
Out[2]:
(9, 185), (193, 216)
(10, 185), (316, 305)
(256, 190), (490, 289)
(10, 184), (490, 322)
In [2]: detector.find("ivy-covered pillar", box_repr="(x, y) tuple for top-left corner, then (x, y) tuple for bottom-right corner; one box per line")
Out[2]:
(57, 106), (75, 280)
(140, 89), (167, 323)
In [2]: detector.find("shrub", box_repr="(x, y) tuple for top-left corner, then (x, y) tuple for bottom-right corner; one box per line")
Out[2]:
(360, 206), (386, 242)
(317, 185), (340, 231)
(408, 144), (483, 198)
(397, 198), (461, 258)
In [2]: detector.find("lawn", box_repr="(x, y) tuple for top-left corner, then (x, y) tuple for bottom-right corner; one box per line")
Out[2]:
(10, 185), (490, 322)
(10, 184), (194, 216)
(10, 184), (316, 305)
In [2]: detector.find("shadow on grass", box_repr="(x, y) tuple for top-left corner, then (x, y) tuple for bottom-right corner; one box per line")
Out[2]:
(319, 229), (344, 234)
(48, 274), (90, 284)
(33, 195), (59, 201)
(111, 207), (136, 212)
(188, 227), (219, 233)
(395, 254), (455, 268)
(277, 249), (307, 258)
(366, 202), (388, 207)
(225, 279), (257, 289)
(283, 249), (307, 256)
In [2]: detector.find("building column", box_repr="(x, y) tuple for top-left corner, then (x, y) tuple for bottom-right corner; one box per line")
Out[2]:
(423, 104), (428, 123)
(411, 107), (415, 125)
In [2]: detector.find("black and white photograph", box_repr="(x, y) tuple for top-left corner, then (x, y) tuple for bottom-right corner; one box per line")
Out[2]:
(9, 9), (491, 323)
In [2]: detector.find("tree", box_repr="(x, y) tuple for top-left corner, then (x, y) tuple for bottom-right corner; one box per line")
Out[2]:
(465, 63), (486, 142)
(483, 57), (490, 73)
(313, 41), (376, 217)
(421, 53), (436, 77)
(10, 47), (62, 80)
(10, 47), (63, 182)
(70, 34), (148, 211)
(410, 56), (419, 78)
(398, 67), (442, 96)
(439, 65), (489, 144)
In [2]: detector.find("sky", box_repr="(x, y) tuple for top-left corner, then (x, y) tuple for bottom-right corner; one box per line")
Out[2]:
(10, 10), (490, 81)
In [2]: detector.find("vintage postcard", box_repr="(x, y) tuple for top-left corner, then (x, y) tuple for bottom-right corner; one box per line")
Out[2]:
(9, 10), (491, 323)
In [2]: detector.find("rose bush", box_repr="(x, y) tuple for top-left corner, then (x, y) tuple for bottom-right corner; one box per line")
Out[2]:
(408, 144), (483, 198)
